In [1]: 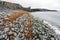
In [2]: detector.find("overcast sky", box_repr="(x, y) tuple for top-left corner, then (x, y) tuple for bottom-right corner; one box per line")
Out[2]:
(2, 0), (60, 10)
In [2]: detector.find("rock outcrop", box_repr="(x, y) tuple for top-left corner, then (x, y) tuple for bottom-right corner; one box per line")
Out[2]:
(0, 1), (30, 10)
(0, 1), (57, 12)
(0, 1), (22, 9)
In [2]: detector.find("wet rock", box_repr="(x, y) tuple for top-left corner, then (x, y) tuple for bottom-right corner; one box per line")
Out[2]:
(0, 10), (56, 40)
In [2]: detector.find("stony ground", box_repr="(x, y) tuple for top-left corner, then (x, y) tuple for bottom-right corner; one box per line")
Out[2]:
(0, 7), (56, 40)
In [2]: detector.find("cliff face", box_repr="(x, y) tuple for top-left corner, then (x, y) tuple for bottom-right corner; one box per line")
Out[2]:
(0, 1), (23, 9)
(0, 1), (30, 10)
(0, 1), (57, 12)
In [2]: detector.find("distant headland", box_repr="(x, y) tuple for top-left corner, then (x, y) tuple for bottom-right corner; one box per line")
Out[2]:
(27, 8), (57, 12)
(0, 1), (57, 12)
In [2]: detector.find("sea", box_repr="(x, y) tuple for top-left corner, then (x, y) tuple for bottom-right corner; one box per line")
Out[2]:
(30, 11), (60, 34)
(30, 11), (60, 39)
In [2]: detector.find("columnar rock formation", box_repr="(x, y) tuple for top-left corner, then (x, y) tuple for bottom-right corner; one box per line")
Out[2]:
(0, 1), (30, 10)
(0, 1), (23, 9)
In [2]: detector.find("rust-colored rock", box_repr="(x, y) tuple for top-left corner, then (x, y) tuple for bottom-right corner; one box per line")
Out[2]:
(2, 10), (33, 40)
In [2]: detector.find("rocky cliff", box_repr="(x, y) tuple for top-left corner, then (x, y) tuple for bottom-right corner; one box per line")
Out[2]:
(0, 1), (22, 9)
(0, 1), (57, 12)
(0, 1), (30, 10)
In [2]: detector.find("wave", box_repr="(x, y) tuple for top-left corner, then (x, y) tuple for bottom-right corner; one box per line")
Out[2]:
(43, 20), (60, 34)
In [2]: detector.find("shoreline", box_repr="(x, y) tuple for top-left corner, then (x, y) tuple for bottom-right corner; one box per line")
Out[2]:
(43, 20), (60, 34)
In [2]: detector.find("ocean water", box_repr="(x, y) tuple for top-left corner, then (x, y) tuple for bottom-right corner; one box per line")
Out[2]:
(30, 11), (60, 34)
(30, 11), (60, 26)
(31, 11), (60, 39)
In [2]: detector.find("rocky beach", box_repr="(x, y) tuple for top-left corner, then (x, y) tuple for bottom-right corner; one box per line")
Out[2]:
(0, 10), (56, 40)
(0, 1), (58, 40)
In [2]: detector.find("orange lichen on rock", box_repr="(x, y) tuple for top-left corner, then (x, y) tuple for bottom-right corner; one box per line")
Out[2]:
(3, 10), (33, 40)
(23, 29), (33, 40)
(3, 10), (30, 23)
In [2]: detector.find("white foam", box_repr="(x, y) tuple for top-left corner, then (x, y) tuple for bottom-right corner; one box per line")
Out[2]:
(44, 21), (60, 34)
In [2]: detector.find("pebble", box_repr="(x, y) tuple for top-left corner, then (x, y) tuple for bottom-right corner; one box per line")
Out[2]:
(0, 11), (56, 40)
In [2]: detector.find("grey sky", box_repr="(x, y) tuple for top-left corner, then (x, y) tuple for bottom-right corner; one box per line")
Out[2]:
(2, 0), (60, 10)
